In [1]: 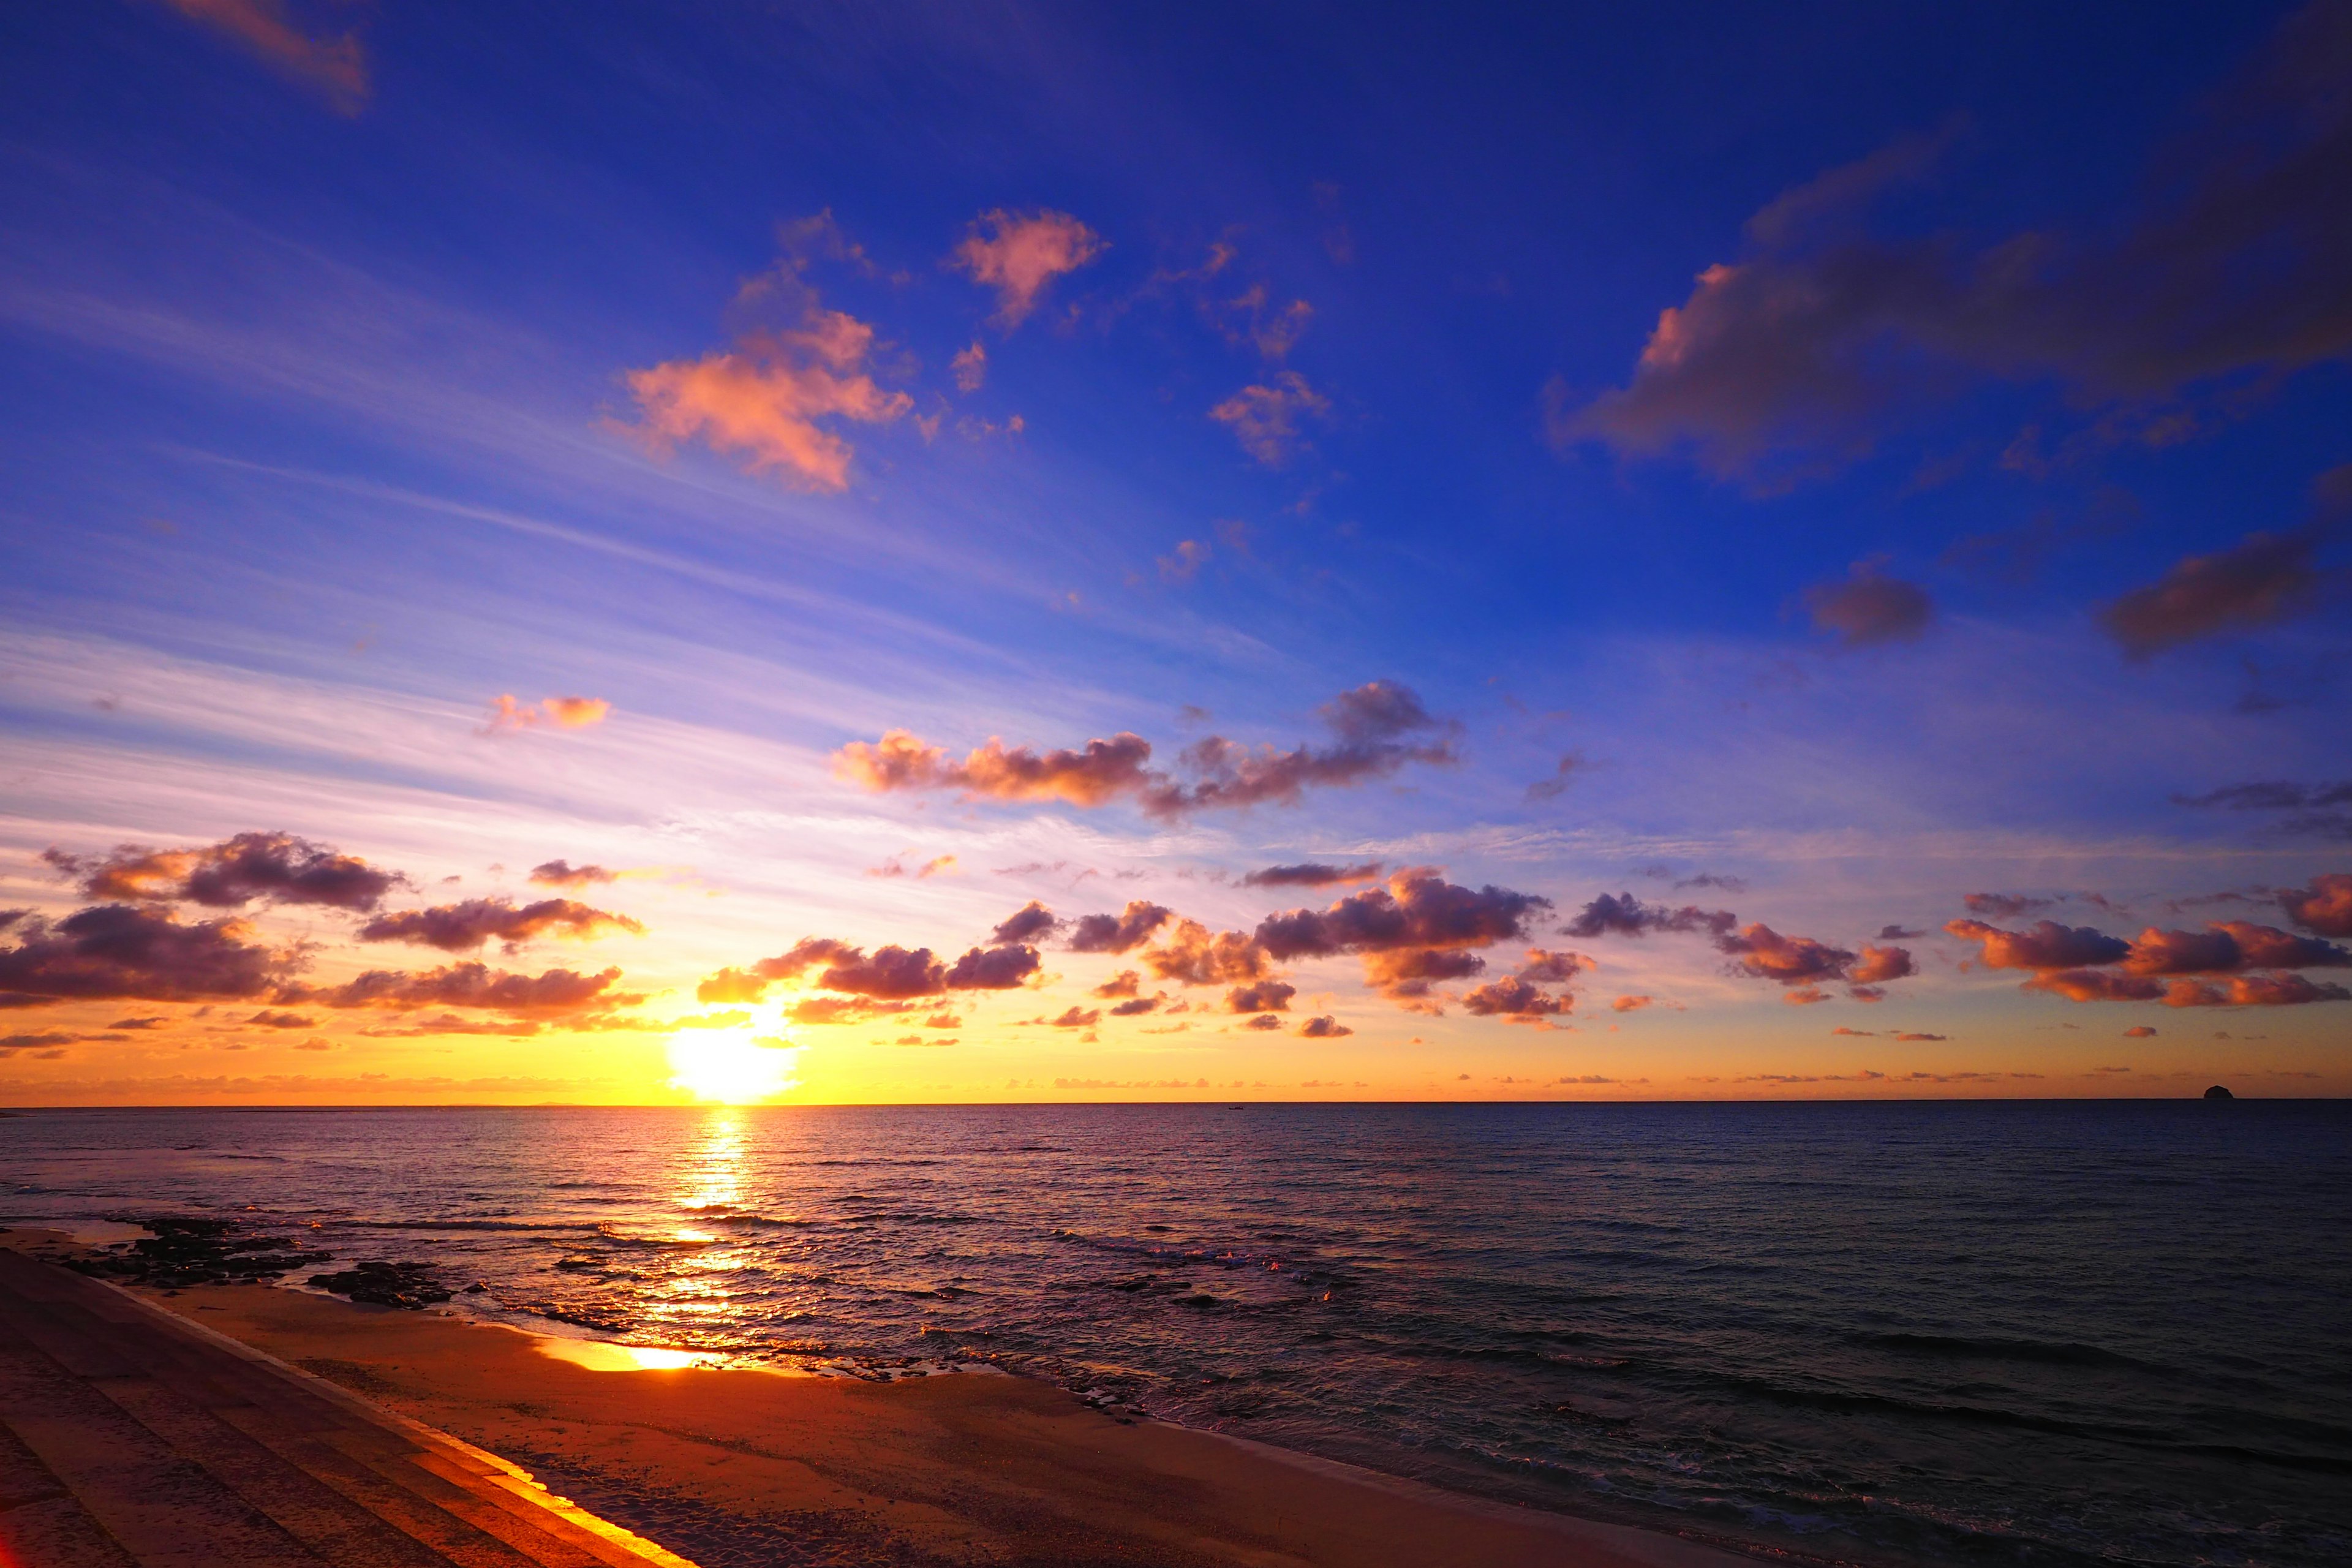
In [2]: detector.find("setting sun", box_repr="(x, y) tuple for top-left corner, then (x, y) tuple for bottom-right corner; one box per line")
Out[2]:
(665, 1028), (799, 1104)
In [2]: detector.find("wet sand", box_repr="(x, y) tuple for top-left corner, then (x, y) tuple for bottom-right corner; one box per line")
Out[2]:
(0, 1242), (1759, 1566)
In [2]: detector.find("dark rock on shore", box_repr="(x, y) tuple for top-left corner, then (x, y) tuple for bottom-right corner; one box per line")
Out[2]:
(66, 1215), (333, 1289)
(306, 1258), (454, 1309)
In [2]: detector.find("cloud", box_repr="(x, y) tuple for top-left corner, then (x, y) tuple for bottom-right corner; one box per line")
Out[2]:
(628, 283), (913, 491)
(836, 682), (1453, 818)
(2099, 526), (2336, 657)
(1613, 995), (1655, 1012)
(356, 898), (642, 952)
(1091, 969), (1141, 999)
(309, 963), (636, 1016)
(0, 906), (293, 1006)
(1298, 1015), (1352, 1038)
(1226, 980), (1295, 1015)
(1676, 873), (1748, 893)
(944, 944), (1042, 990)
(1257, 870), (1551, 962)
(46, 832), (401, 911)
(1241, 861), (1384, 889)
(1562, 892), (1735, 940)
(1068, 902), (1174, 954)
(1243, 1014), (1286, 1030)
(1945, 919), (2132, 970)
(2124, 1025), (2159, 1038)
(1209, 371), (1330, 466)
(1850, 944), (1917, 984)
(1895, 1032), (1948, 1042)
(951, 342), (987, 393)
(1804, 560), (1933, 646)
(1525, 754), (1585, 802)
(2280, 873), (2352, 937)
(1360, 946), (1488, 1005)
(244, 1009), (312, 1028)
(1107, 996), (1159, 1017)
(1140, 921), (1272, 986)
(2176, 780), (2352, 811)
(989, 902), (1061, 946)
(1158, 540), (1212, 584)
(1036, 1006), (1101, 1028)
(952, 210), (1106, 326)
(1719, 924), (1857, 987)
(2027, 968), (2349, 1007)
(1555, 9), (2352, 483)
(157, 0), (368, 112)
(529, 860), (617, 888)
(483, 695), (612, 732)
(1964, 892), (2053, 919)
(1461, 952), (1586, 1019)
(1830, 1026), (1874, 1036)
(2119, 920), (2350, 973)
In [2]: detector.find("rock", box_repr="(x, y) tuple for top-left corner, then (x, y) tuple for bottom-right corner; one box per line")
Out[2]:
(306, 1259), (453, 1309)
(2203, 1084), (2234, 1100)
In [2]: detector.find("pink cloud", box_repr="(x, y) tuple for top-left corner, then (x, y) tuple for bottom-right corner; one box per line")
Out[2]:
(951, 342), (987, 393)
(952, 210), (1106, 327)
(483, 696), (611, 733)
(1804, 559), (1933, 646)
(1209, 371), (1330, 466)
(160, 0), (368, 112)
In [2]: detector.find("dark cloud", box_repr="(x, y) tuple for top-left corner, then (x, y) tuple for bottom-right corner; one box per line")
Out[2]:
(45, 832), (402, 911)
(944, 944), (1042, 990)
(836, 681), (1453, 818)
(1945, 919), (2133, 970)
(529, 860), (617, 888)
(2100, 526), (2337, 657)
(1243, 1012), (1286, 1030)
(1675, 873), (1748, 893)
(1850, 944), (1917, 984)
(1562, 892), (1735, 940)
(356, 897), (641, 952)
(1556, 7), (2352, 484)
(1256, 870), (1550, 960)
(244, 1009), (314, 1028)
(2176, 780), (2352, 810)
(823, 946), (951, 998)
(1719, 924), (1856, 986)
(1068, 902), (1173, 953)
(1360, 946), (1487, 1006)
(108, 1016), (168, 1029)
(0, 910), (28, 933)
(1226, 979), (1295, 1014)
(2281, 873), (2352, 937)
(1461, 976), (1570, 1017)
(1964, 892), (2053, 919)
(989, 901), (1060, 946)
(2027, 967), (2349, 1007)
(1877, 924), (1927, 940)
(311, 962), (635, 1016)
(0, 905), (293, 1006)
(1525, 754), (1585, 804)
(1298, 1015), (1353, 1038)
(1107, 996), (1159, 1017)
(1804, 560), (1933, 646)
(2122, 921), (2349, 974)
(1241, 861), (1384, 888)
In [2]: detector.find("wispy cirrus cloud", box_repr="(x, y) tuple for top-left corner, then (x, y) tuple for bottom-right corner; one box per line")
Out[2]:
(483, 695), (611, 733)
(156, 0), (369, 113)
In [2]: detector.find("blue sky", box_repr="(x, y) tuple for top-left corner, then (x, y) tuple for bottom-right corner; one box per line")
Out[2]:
(1, 0), (2346, 1103)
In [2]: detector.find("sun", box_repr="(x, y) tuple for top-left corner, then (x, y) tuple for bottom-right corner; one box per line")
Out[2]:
(666, 1027), (799, 1104)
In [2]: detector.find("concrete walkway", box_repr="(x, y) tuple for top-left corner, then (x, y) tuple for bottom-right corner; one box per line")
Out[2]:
(0, 1248), (699, 1568)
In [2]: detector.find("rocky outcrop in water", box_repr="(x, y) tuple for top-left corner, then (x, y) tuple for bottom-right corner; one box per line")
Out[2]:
(66, 1216), (333, 1290)
(306, 1259), (454, 1309)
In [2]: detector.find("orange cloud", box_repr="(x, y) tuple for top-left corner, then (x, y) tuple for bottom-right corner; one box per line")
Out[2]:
(2282, 873), (2352, 937)
(952, 210), (1106, 327)
(159, 0), (368, 112)
(1209, 371), (1329, 466)
(628, 302), (911, 492)
(1612, 995), (1655, 1012)
(356, 898), (643, 954)
(483, 696), (612, 733)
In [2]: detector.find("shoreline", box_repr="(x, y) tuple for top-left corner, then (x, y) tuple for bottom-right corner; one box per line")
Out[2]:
(4, 1228), (1778, 1567)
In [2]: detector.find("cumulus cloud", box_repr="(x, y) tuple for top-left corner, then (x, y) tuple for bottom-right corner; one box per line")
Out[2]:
(1945, 919), (2132, 970)
(952, 209), (1105, 326)
(1298, 1015), (1352, 1038)
(1257, 870), (1551, 962)
(2118, 921), (2350, 974)
(158, 0), (368, 112)
(1719, 924), (1862, 987)
(1804, 559), (1933, 646)
(1091, 969), (1141, 999)
(2280, 873), (2352, 937)
(1226, 980), (1295, 1014)
(483, 695), (612, 733)
(0, 906), (295, 1007)
(989, 901), (1060, 946)
(1242, 861), (1384, 888)
(1556, 7), (2352, 484)
(1209, 372), (1330, 466)
(529, 860), (617, 888)
(309, 963), (636, 1016)
(2028, 968), (2348, 1007)
(1068, 902), (1174, 954)
(1360, 946), (1488, 1006)
(356, 898), (642, 953)
(1850, 944), (1917, 984)
(835, 682), (1453, 818)
(944, 944), (1042, 990)
(2100, 526), (2337, 657)
(1140, 920), (1272, 987)
(628, 276), (913, 491)
(1461, 952), (1586, 1019)
(1562, 892), (1735, 940)
(46, 832), (401, 911)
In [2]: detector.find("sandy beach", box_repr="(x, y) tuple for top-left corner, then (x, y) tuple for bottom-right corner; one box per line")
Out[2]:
(2, 1229), (1760, 1568)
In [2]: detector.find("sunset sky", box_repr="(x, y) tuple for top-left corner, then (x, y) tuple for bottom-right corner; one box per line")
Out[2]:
(2, 1), (2348, 1104)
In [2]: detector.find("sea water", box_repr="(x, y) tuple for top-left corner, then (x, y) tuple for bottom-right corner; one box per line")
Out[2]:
(4, 1100), (2346, 1567)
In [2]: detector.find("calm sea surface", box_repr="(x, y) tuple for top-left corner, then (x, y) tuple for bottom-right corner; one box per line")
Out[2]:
(3, 1101), (2346, 1567)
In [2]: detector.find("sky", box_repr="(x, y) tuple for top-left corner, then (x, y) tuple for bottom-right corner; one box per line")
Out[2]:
(1, 0), (2348, 1106)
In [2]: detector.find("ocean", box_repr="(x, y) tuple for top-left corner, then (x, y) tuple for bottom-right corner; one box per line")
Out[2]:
(3, 1100), (2346, 1567)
